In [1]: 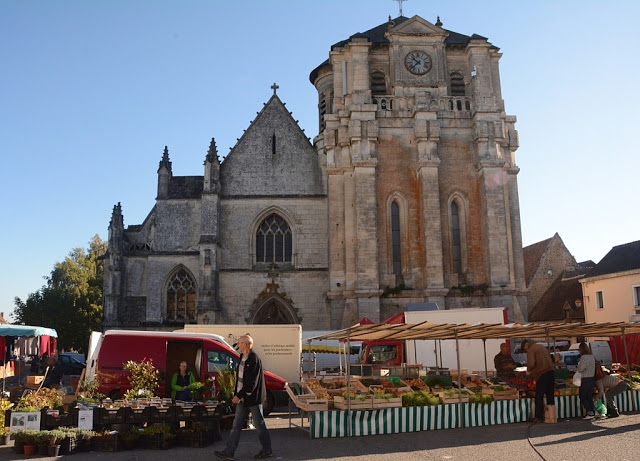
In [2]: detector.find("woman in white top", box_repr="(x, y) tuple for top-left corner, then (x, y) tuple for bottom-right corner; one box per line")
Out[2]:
(577, 342), (596, 419)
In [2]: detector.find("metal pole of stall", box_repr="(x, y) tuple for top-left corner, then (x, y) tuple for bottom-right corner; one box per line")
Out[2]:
(483, 338), (488, 377)
(455, 329), (464, 427)
(621, 327), (636, 411)
(346, 331), (352, 437)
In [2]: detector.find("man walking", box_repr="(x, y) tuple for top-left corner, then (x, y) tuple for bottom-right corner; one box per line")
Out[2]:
(522, 339), (555, 423)
(215, 335), (272, 460)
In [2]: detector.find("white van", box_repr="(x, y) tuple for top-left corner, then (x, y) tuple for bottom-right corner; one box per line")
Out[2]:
(569, 341), (613, 367)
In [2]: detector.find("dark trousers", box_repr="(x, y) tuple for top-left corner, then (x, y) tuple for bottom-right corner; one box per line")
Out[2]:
(535, 370), (555, 419)
(579, 377), (596, 414)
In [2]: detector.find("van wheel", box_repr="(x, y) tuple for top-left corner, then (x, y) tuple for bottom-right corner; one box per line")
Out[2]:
(263, 391), (275, 416)
(108, 390), (120, 401)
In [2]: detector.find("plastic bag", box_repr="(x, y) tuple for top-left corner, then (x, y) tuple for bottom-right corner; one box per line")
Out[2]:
(572, 371), (582, 387)
(595, 398), (607, 416)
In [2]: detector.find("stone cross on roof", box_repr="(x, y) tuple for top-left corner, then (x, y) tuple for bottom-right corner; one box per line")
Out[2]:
(394, 0), (406, 16)
(271, 82), (279, 95)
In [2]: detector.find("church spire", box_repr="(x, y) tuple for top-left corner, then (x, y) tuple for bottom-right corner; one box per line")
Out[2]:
(205, 138), (219, 165)
(158, 145), (172, 173)
(157, 146), (172, 199)
(204, 138), (220, 194)
(109, 202), (124, 230)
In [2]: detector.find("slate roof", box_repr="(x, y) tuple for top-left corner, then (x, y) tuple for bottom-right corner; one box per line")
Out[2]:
(528, 269), (586, 322)
(309, 16), (494, 84)
(586, 240), (640, 278)
(522, 237), (553, 286)
(168, 176), (204, 199)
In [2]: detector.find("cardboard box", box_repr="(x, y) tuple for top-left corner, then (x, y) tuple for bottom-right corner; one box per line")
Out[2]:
(544, 404), (557, 423)
(26, 375), (44, 386)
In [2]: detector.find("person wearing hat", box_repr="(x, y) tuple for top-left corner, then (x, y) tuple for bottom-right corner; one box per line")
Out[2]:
(522, 339), (555, 422)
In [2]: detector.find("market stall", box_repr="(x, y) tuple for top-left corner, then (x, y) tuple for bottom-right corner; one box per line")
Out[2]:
(295, 320), (640, 438)
(0, 325), (58, 394)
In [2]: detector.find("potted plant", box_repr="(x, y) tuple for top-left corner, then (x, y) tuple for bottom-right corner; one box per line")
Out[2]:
(123, 358), (160, 400)
(122, 427), (140, 450)
(36, 431), (50, 456)
(47, 429), (65, 457)
(0, 427), (9, 446)
(189, 381), (205, 401)
(13, 428), (29, 454)
(19, 429), (38, 455)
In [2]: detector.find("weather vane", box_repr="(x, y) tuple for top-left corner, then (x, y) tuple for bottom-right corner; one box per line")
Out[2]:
(394, 0), (406, 16)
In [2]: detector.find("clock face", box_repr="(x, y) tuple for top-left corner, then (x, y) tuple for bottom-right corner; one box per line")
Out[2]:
(405, 50), (432, 75)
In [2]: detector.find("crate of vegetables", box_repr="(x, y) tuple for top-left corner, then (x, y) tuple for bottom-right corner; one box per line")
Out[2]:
(334, 394), (372, 410)
(441, 390), (470, 404)
(404, 378), (429, 390)
(381, 377), (411, 393)
(371, 393), (402, 408)
(492, 386), (519, 400)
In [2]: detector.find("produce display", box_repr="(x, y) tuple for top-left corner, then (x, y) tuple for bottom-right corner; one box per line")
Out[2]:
(289, 368), (591, 412)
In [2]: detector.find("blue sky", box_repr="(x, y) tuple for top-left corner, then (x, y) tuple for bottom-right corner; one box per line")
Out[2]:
(2, 1), (639, 321)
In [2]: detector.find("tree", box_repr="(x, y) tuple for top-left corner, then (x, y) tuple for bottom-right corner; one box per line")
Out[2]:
(13, 235), (106, 354)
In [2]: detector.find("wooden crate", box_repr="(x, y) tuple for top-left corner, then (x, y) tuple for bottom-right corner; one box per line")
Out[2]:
(441, 394), (470, 404)
(297, 399), (329, 412)
(26, 375), (44, 386)
(333, 395), (372, 410)
(372, 397), (402, 408)
(493, 388), (519, 400)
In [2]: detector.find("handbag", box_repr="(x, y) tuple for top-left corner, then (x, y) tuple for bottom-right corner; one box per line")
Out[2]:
(594, 363), (604, 380)
(572, 371), (582, 387)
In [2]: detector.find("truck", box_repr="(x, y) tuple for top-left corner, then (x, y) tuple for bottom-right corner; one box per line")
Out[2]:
(183, 324), (302, 384)
(85, 330), (287, 415)
(357, 307), (509, 373)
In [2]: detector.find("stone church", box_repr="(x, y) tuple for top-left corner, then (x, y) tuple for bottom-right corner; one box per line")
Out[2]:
(103, 15), (528, 331)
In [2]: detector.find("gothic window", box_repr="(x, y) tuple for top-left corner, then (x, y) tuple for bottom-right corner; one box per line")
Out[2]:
(451, 201), (462, 275)
(370, 72), (387, 96)
(450, 72), (465, 96)
(256, 213), (292, 264)
(166, 268), (197, 322)
(391, 201), (402, 276)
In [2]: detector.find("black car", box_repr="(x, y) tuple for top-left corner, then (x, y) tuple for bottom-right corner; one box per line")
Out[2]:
(57, 352), (86, 375)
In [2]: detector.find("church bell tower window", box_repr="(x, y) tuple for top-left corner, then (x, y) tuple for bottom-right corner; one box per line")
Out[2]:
(451, 201), (463, 275)
(370, 71), (387, 96)
(450, 72), (465, 96)
(166, 268), (197, 322)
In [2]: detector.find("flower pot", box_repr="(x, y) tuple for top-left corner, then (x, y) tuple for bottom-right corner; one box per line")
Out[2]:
(39, 444), (49, 456)
(0, 434), (9, 445)
(13, 441), (24, 454)
(48, 445), (61, 457)
(23, 444), (37, 455)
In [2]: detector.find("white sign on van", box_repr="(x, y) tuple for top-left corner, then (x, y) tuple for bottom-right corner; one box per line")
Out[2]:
(184, 324), (302, 384)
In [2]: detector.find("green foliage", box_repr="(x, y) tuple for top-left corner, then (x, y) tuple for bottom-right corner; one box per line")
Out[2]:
(216, 369), (236, 405)
(13, 235), (106, 353)
(16, 388), (63, 410)
(450, 283), (489, 296)
(381, 284), (411, 297)
(123, 359), (160, 398)
(401, 391), (441, 407)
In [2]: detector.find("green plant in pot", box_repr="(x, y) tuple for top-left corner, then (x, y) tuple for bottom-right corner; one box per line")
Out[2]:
(123, 358), (160, 400)
(0, 426), (9, 445)
(216, 369), (236, 414)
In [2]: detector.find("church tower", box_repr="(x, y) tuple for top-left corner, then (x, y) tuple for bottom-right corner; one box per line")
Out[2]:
(310, 15), (527, 326)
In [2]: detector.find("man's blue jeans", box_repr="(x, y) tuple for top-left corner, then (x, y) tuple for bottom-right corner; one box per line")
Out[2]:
(225, 401), (271, 456)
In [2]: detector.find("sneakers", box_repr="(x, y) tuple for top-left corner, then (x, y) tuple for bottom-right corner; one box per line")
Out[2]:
(254, 450), (273, 459)
(583, 413), (595, 420)
(215, 450), (234, 460)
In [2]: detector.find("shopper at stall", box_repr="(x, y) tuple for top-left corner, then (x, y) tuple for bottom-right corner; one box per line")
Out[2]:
(577, 342), (596, 419)
(595, 369), (627, 418)
(214, 335), (272, 460)
(42, 355), (63, 389)
(522, 339), (555, 423)
(171, 360), (197, 401)
(494, 343), (516, 377)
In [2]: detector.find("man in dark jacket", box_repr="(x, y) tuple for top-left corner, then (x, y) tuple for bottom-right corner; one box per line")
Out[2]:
(215, 335), (272, 460)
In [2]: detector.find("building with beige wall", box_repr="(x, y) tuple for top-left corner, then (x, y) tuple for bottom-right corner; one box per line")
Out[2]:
(580, 241), (640, 324)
